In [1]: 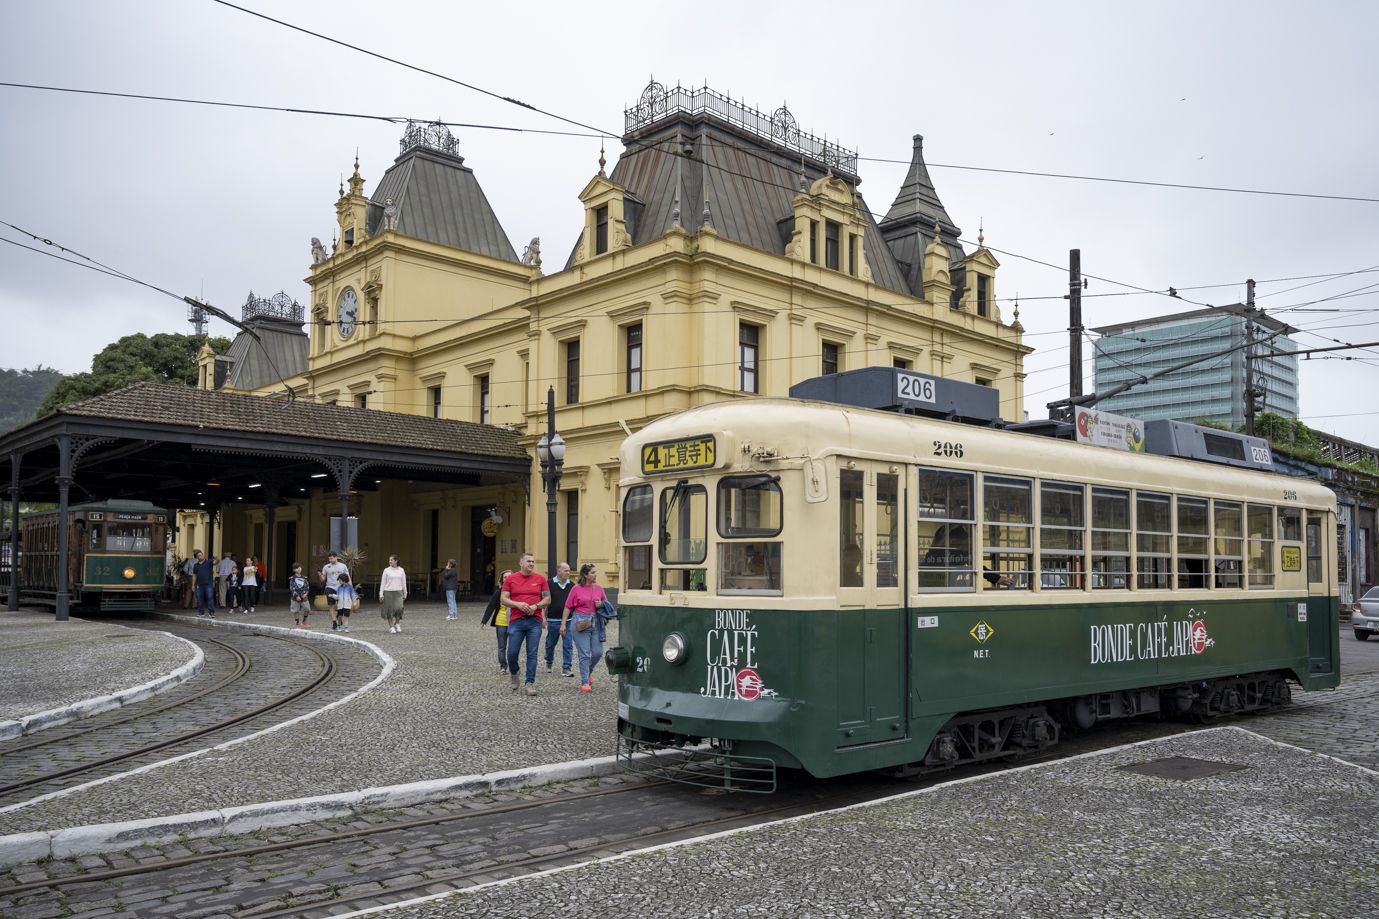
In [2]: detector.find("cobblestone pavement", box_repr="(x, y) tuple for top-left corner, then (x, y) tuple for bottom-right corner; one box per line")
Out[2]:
(0, 621), (381, 831)
(368, 728), (1378, 919)
(0, 601), (618, 834)
(0, 611), (193, 722)
(0, 622), (1372, 918)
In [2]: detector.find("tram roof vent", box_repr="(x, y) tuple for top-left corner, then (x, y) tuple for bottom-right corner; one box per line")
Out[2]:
(1143, 419), (1275, 471)
(789, 367), (1002, 426)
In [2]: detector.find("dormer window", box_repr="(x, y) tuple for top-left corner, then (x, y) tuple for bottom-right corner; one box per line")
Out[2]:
(344, 227), (355, 248)
(848, 234), (858, 276)
(595, 206), (609, 255)
(825, 221), (840, 270)
(976, 274), (990, 317)
(809, 220), (818, 263)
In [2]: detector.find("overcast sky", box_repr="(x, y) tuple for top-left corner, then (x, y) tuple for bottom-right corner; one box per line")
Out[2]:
(3, 0), (1376, 444)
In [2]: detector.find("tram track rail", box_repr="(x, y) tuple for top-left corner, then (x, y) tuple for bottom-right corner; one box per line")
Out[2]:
(0, 630), (339, 806)
(0, 775), (865, 918)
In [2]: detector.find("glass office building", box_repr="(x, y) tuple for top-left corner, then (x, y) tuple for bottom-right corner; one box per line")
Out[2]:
(1092, 306), (1299, 428)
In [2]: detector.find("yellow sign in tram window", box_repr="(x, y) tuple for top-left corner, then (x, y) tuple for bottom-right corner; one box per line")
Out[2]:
(1281, 545), (1302, 572)
(641, 435), (716, 475)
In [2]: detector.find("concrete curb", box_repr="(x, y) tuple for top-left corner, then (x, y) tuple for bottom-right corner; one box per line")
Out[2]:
(0, 753), (627, 868)
(0, 613), (397, 820)
(0, 628), (204, 742)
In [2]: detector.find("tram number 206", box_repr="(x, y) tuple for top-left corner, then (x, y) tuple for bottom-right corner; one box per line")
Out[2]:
(933, 440), (965, 458)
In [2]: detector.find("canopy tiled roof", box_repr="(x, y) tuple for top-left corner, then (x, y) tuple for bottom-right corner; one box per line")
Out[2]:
(56, 383), (528, 460)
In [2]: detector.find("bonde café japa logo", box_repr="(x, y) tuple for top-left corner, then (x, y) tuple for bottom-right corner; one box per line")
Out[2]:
(1090, 610), (1215, 665)
(701, 608), (776, 701)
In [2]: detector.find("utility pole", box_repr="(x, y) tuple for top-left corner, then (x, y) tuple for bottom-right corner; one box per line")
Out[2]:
(1243, 278), (1261, 436)
(1069, 249), (1083, 402)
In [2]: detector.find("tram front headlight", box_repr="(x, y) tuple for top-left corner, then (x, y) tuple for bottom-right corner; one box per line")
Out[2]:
(122, 567), (137, 580)
(661, 632), (689, 665)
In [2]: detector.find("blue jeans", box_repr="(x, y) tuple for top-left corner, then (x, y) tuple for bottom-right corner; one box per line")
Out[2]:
(544, 619), (573, 670)
(571, 618), (604, 685)
(195, 583), (216, 615)
(506, 615), (543, 684)
(494, 625), (508, 668)
(445, 589), (457, 618)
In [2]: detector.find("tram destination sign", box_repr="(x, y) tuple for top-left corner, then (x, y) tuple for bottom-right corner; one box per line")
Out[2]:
(641, 434), (716, 475)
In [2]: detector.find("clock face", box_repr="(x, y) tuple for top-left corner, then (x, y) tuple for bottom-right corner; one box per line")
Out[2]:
(337, 288), (358, 339)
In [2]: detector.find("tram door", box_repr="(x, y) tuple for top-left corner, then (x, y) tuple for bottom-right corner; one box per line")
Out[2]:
(835, 461), (907, 746)
(1304, 511), (1336, 677)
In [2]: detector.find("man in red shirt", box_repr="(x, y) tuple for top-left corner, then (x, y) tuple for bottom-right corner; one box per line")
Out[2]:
(501, 552), (551, 695)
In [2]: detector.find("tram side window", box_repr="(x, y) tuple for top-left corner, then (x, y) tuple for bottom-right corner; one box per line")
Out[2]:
(876, 473), (899, 588)
(1246, 504), (1275, 589)
(916, 468), (975, 591)
(1213, 501), (1244, 588)
(983, 476), (1032, 590)
(1136, 493), (1172, 589)
(1176, 497), (1210, 589)
(659, 482), (707, 592)
(89, 523), (102, 551)
(718, 476), (784, 595)
(1278, 507), (1302, 543)
(1091, 488), (1130, 589)
(1040, 482), (1084, 590)
(621, 485), (653, 591)
(1305, 514), (1324, 582)
(839, 470), (864, 587)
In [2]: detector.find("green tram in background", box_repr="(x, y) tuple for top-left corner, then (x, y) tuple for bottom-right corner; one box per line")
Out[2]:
(606, 369), (1340, 791)
(21, 500), (170, 612)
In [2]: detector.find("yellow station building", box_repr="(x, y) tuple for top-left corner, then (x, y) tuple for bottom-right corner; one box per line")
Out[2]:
(195, 82), (1030, 594)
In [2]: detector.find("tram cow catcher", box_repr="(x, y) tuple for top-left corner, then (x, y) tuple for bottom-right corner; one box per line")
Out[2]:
(606, 369), (1339, 790)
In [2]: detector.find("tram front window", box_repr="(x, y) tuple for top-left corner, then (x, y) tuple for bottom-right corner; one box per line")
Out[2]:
(107, 525), (152, 552)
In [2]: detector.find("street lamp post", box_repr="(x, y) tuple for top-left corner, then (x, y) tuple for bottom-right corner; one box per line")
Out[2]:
(535, 386), (565, 581)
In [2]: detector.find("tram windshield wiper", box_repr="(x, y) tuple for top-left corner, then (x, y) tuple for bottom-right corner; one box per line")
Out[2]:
(659, 478), (688, 551)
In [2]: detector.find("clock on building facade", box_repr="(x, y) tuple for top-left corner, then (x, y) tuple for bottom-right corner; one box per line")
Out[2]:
(337, 288), (358, 338)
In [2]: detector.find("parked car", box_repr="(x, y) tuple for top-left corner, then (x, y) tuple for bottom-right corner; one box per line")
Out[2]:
(1354, 587), (1379, 641)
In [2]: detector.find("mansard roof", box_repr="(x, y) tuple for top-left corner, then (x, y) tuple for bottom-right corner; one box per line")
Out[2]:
(367, 144), (519, 263)
(565, 90), (913, 296)
(220, 316), (308, 392)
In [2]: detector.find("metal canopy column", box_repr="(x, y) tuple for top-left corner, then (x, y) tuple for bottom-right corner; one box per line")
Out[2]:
(322, 457), (377, 551)
(262, 483), (280, 602)
(54, 435), (72, 621)
(6, 451), (19, 611)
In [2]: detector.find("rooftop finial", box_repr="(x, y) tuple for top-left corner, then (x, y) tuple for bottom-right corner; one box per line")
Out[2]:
(338, 174), (344, 197)
(978, 217), (985, 247)
(598, 138), (607, 177)
(702, 195), (712, 228)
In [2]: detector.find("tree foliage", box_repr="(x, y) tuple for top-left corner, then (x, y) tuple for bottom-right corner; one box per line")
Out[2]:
(37, 333), (230, 417)
(0, 366), (65, 433)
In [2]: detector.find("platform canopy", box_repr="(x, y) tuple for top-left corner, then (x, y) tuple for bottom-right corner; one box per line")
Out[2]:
(0, 383), (530, 508)
(0, 383), (532, 618)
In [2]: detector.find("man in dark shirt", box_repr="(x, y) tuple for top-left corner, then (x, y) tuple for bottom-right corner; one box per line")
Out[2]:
(501, 552), (550, 695)
(544, 562), (575, 677)
(192, 550), (216, 619)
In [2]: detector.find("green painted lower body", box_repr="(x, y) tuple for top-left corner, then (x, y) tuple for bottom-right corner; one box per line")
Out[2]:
(615, 595), (1339, 778)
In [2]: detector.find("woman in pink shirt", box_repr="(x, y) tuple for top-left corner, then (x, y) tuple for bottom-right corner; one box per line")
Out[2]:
(378, 555), (408, 633)
(560, 563), (608, 693)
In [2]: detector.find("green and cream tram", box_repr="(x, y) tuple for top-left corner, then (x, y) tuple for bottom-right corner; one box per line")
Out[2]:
(21, 500), (170, 611)
(607, 374), (1339, 789)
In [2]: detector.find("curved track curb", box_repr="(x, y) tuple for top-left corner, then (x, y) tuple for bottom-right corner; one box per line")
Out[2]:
(0, 626), (204, 742)
(0, 753), (627, 867)
(0, 613), (396, 821)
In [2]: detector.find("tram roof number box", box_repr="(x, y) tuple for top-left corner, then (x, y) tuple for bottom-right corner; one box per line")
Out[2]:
(641, 434), (717, 475)
(790, 367), (1001, 425)
(1144, 419), (1275, 472)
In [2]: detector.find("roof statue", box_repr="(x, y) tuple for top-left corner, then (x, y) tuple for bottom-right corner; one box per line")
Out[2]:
(382, 198), (398, 231)
(311, 237), (329, 265)
(521, 237), (542, 268)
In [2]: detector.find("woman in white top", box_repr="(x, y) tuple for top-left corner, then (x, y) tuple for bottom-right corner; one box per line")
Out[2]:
(241, 556), (260, 613)
(378, 555), (408, 633)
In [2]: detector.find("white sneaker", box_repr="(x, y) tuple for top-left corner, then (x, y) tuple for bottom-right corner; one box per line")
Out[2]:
(388, 625), (397, 633)
(396, 623), (402, 633)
